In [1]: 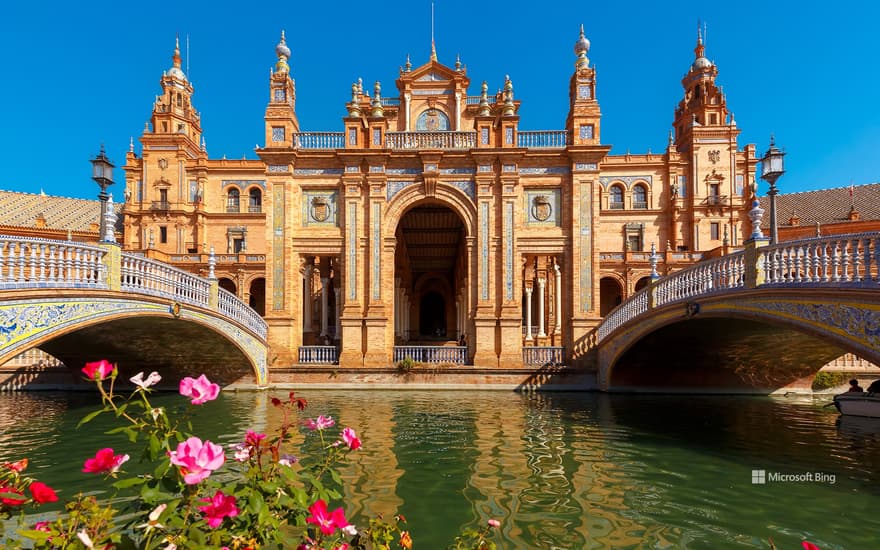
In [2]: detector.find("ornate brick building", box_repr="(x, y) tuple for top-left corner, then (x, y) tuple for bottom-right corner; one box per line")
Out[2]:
(120, 28), (761, 368)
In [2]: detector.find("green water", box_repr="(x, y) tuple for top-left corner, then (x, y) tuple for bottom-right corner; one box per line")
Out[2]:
(1, 390), (879, 549)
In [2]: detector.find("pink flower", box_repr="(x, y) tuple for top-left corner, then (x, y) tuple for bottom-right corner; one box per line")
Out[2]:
(306, 499), (349, 536)
(305, 415), (335, 431)
(168, 437), (225, 484)
(179, 374), (220, 405)
(341, 427), (361, 450)
(488, 519), (500, 528)
(82, 360), (114, 381)
(4, 458), (28, 472)
(82, 448), (130, 474)
(130, 371), (161, 390)
(198, 490), (239, 528)
(231, 443), (250, 462)
(0, 484), (25, 506)
(279, 454), (297, 467)
(28, 481), (58, 504)
(245, 430), (266, 446)
(34, 521), (51, 532)
(802, 543), (821, 550)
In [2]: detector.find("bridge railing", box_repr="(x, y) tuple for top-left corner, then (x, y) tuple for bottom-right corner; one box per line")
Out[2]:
(218, 288), (268, 338)
(596, 232), (880, 343)
(121, 253), (211, 308)
(0, 236), (107, 289)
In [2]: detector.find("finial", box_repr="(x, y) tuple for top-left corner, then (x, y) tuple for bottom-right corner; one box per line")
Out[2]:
(201, 137), (206, 152)
(357, 77), (363, 95)
(694, 21), (706, 60)
(430, 1), (437, 61)
(455, 53), (462, 71)
(102, 194), (117, 243)
(574, 24), (591, 69)
(405, 54), (412, 72)
(478, 80), (491, 116)
(371, 81), (384, 117)
(430, 41), (438, 62)
(207, 246), (216, 279)
(502, 75), (515, 115)
(168, 34), (187, 80)
(769, 133), (776, 147)
(650, 243), (659, 279)
(275, 29), (291, 73)
(668, 130), (674, 146)
(348, 82), (362, 117)
(129, 137), (134, 153)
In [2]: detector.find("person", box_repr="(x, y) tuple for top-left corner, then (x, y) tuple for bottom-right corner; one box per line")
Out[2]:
(867, 379), (880, 394)
(846, 379), (864, 392)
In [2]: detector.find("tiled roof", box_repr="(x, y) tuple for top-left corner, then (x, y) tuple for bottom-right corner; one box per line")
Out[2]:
(0, 190), (123, 232)
(757, 183), (880, 228)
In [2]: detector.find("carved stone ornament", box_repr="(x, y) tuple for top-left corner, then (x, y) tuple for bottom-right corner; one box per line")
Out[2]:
(532, 194), (552, 222)
(158, 158), (168, 170)
(310, 196), (330, 222)
(708, 150), (720, 164)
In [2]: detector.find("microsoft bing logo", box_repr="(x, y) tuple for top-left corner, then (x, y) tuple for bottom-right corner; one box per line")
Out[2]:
(751, 469), (766, 484)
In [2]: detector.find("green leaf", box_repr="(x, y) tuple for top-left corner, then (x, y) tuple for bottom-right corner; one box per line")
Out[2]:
(112, 477), (147, 489)
(77, 407), (107, 428)
(148, 433), (161, 460)
(16, 529), (53, 541)
(115, 402), (129, 417)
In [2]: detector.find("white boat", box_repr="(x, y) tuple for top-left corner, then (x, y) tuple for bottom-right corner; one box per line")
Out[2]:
(833, 393), (880, 418)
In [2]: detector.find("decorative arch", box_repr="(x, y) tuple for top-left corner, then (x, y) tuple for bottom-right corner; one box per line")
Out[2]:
(415, 108), (450, 131)
(632, 183), (648, 209)
(247, 187), (262, 213)
(384, 184), (477, 239)
(608, 184), (624, 209)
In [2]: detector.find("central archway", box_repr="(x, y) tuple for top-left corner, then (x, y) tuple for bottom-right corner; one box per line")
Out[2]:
(394, 203), (467, 346)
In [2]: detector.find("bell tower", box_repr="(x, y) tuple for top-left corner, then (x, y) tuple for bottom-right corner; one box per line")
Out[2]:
(566, 25), (602, 145)
(263, 31), (300, 148)
(148, 37), (202, 154)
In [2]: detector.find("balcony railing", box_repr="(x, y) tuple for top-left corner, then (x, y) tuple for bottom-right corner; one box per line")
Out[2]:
(516, 130), (570, 148)
(150, 201), (171, 211)
(632, 201), (648, 209)
(393, 346), (467, 365)
(465, 96), (497, 105)
(523, 346), (565, 367)
(226, 203), (240, 213)
(298, 346), (339, 364)
(385, 131), (477, 150)
(292, 132), (346, 150)
(609, 201), (624, 210)
(248, 204), (262, 213)
(705, 195), (729, 206)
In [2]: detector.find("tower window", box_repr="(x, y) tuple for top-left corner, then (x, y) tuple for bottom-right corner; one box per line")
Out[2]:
(274, 89), (286, 102)
(710, 113), (718, 125)
(711, 223), (720, 241)
(159, 226), (168, 244)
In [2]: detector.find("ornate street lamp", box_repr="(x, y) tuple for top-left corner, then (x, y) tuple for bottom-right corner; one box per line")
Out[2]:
(760, 136), (785, 244)
(91, 145), (115, 241)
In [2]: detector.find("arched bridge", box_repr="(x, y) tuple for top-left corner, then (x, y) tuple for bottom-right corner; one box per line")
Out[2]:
(596, 233), (880, 393)
(0, 236), (267, 386)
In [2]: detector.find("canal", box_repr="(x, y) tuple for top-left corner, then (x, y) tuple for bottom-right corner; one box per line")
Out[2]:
(1, 389), (878, 548)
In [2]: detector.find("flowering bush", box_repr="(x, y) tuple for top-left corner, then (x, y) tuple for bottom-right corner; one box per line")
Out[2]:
(0, 362), (502, 549)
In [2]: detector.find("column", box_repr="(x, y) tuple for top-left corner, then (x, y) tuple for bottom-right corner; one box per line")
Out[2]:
(303, 263), (313, 332)
(334, 287), (342, 341)
(554, 262), (562, 335)
(524, 286), (533, 341)
(537, 278), (546, 337)
(320, 277), (329, 337)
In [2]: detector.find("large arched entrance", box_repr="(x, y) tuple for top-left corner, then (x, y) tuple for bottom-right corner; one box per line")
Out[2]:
(394, 203), (468, 355)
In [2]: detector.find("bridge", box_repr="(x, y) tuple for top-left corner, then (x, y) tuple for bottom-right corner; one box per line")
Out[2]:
(0, 235), (268, 387)
(595, 232), (880, 392)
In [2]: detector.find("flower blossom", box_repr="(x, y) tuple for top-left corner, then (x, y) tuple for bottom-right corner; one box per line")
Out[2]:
(82, 448), (130, 474)
(802, 543), (821, 550)
(0, 484), (25, 506)
(306, 499), (350, 536)
(305, 415), (335, 431)
(77, 529), (96, 549)
(130, 371), (161, 390)
(179, 374), (220, 405)
(33, 521), (51, 532)
(399, 531), (413, 549)
(82, 360), (114, 381)
(4, 458), (28, 472)
(231, 443), (251, 462)
(168, 437), (225, 484)
(341, 427), (361, 450)
(136, 503), (167, 532)
(199, 490), (240, 528)
(245, 430), (266, 446)
(28, 481), (58, 504)
(278, 454), (298, 467)
(488, 519), (501, 528)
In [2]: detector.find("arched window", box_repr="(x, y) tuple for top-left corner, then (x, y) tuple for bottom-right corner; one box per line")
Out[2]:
(609, 185), (624, 209)
(249, 188), (262, 213)
(226, 188), (240, 213)
(633, 184), (648, 209)
(415, 109), (450, 131)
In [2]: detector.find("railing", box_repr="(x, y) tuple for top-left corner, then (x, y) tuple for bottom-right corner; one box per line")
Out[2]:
(393, 346), (467, 364)
(226, 203), (240, 213)
(522, 326), (540, 338)
(0, 348), (64, 368)
(465, 96), (497, 105)
(597, 232), (880, 343)
(609, 201), (624, 210)
(516, 130), (570, 148)
(380, 98), (401, 106)
(523, 347), (565, 366)
(705, 195), (729, 206)
(762, 235), (880, 285)
(121, 253), (212, 309)
(632, 201), (648, 210)
(293, 132), (346, 150)
(0, 237), (107, 289)
(151, 201), (171, 211)
(385, 131), (477, 150)
(248, 205), (262, 213)
(298, 346), (339, 364)
(218, 287), (268, 339)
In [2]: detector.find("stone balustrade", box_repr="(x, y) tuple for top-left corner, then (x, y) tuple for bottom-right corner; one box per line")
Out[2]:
(523, 346), (565, 366)
(0, 237), (107, 289)
(393, 345), (467, 364)
(121, 253), (212, 308)
(597, 232), (880, 344)
(292, 132), (346, 150)
(385, 131), (477, 150)
(298, 346), (339, 364)
(516, 130), (570, 148)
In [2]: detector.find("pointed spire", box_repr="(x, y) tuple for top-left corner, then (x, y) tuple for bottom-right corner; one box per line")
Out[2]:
(430, 1), (437, 61)
(275, 30), (291, 74)
(478, 81), (491, 116)
(405, 54), (412, 72)
(168, 35), (187, 80)
(690, 21), (713, 71)
(455, 53), (462, 71)
(129, 137), (134, 153)
(430, 40), (438, 62)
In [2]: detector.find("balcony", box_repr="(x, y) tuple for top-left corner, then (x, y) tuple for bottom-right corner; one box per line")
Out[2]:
(248, 204), (262, 213)
(632, 201), (648, 209)
(226, 203), (240, 213)
(608, 201), (625, 210)
(385, 131), (477, 150)
(517, 130), (570, 148)
(705, 195), (729, 206)
(292, 132), (346, 150)
(150, 200), (171, 212)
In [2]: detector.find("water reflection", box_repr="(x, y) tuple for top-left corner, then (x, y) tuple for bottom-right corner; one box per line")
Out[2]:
(1, 391), (879, 548)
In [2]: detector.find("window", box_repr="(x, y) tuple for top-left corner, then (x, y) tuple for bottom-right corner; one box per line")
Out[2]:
(708, 183), (723, 205)
(274, 89), (285, 102)
(609, 185), (624, 209)
(271, 127), (285, 142)
(159, 189), (168, 204)
(632, 185), (647, 209)
(233, 238), (244, 253)
(372, 128), (381, 146)
(624, 223), (644, 252)
(227, 188), (241, 213)
(711, 222), (720, 240)
(249, 188), (262, 213)
(159, 226), (168, 244)
(348, 128), (357, 146)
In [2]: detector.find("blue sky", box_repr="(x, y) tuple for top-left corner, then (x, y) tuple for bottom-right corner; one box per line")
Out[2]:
(1, 1), (877, 200)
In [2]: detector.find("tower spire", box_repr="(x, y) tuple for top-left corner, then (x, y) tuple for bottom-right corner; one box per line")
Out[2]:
(430, 1), (437, 61)
(275, 30), (291, 73)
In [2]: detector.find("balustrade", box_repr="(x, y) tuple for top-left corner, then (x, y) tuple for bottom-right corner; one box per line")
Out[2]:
(218, 287), (268, 338)
(393, 346), (467, 365)
(0, 237), (106, 289)
(292, 132), (346, 150)
(385, 131), (476, 150)
(297, 346), (339, 364)
(516, 130), (570, 148)
(522, 347), (565, 367)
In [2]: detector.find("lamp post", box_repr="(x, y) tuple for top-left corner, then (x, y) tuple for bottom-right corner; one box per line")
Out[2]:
(760, 136), (785, 244)
(90, 145), (115, 241)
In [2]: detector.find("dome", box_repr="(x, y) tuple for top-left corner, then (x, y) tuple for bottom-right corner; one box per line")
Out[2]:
(276, 30), (291, 59)
(574, 25), (590, 55)
(168, 66), (186, 80)
(692, 56), (713, 71)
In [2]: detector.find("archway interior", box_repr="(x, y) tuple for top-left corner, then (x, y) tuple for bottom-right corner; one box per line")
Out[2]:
(599, 277), (623, 316)
(395, 204), (466, 344)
